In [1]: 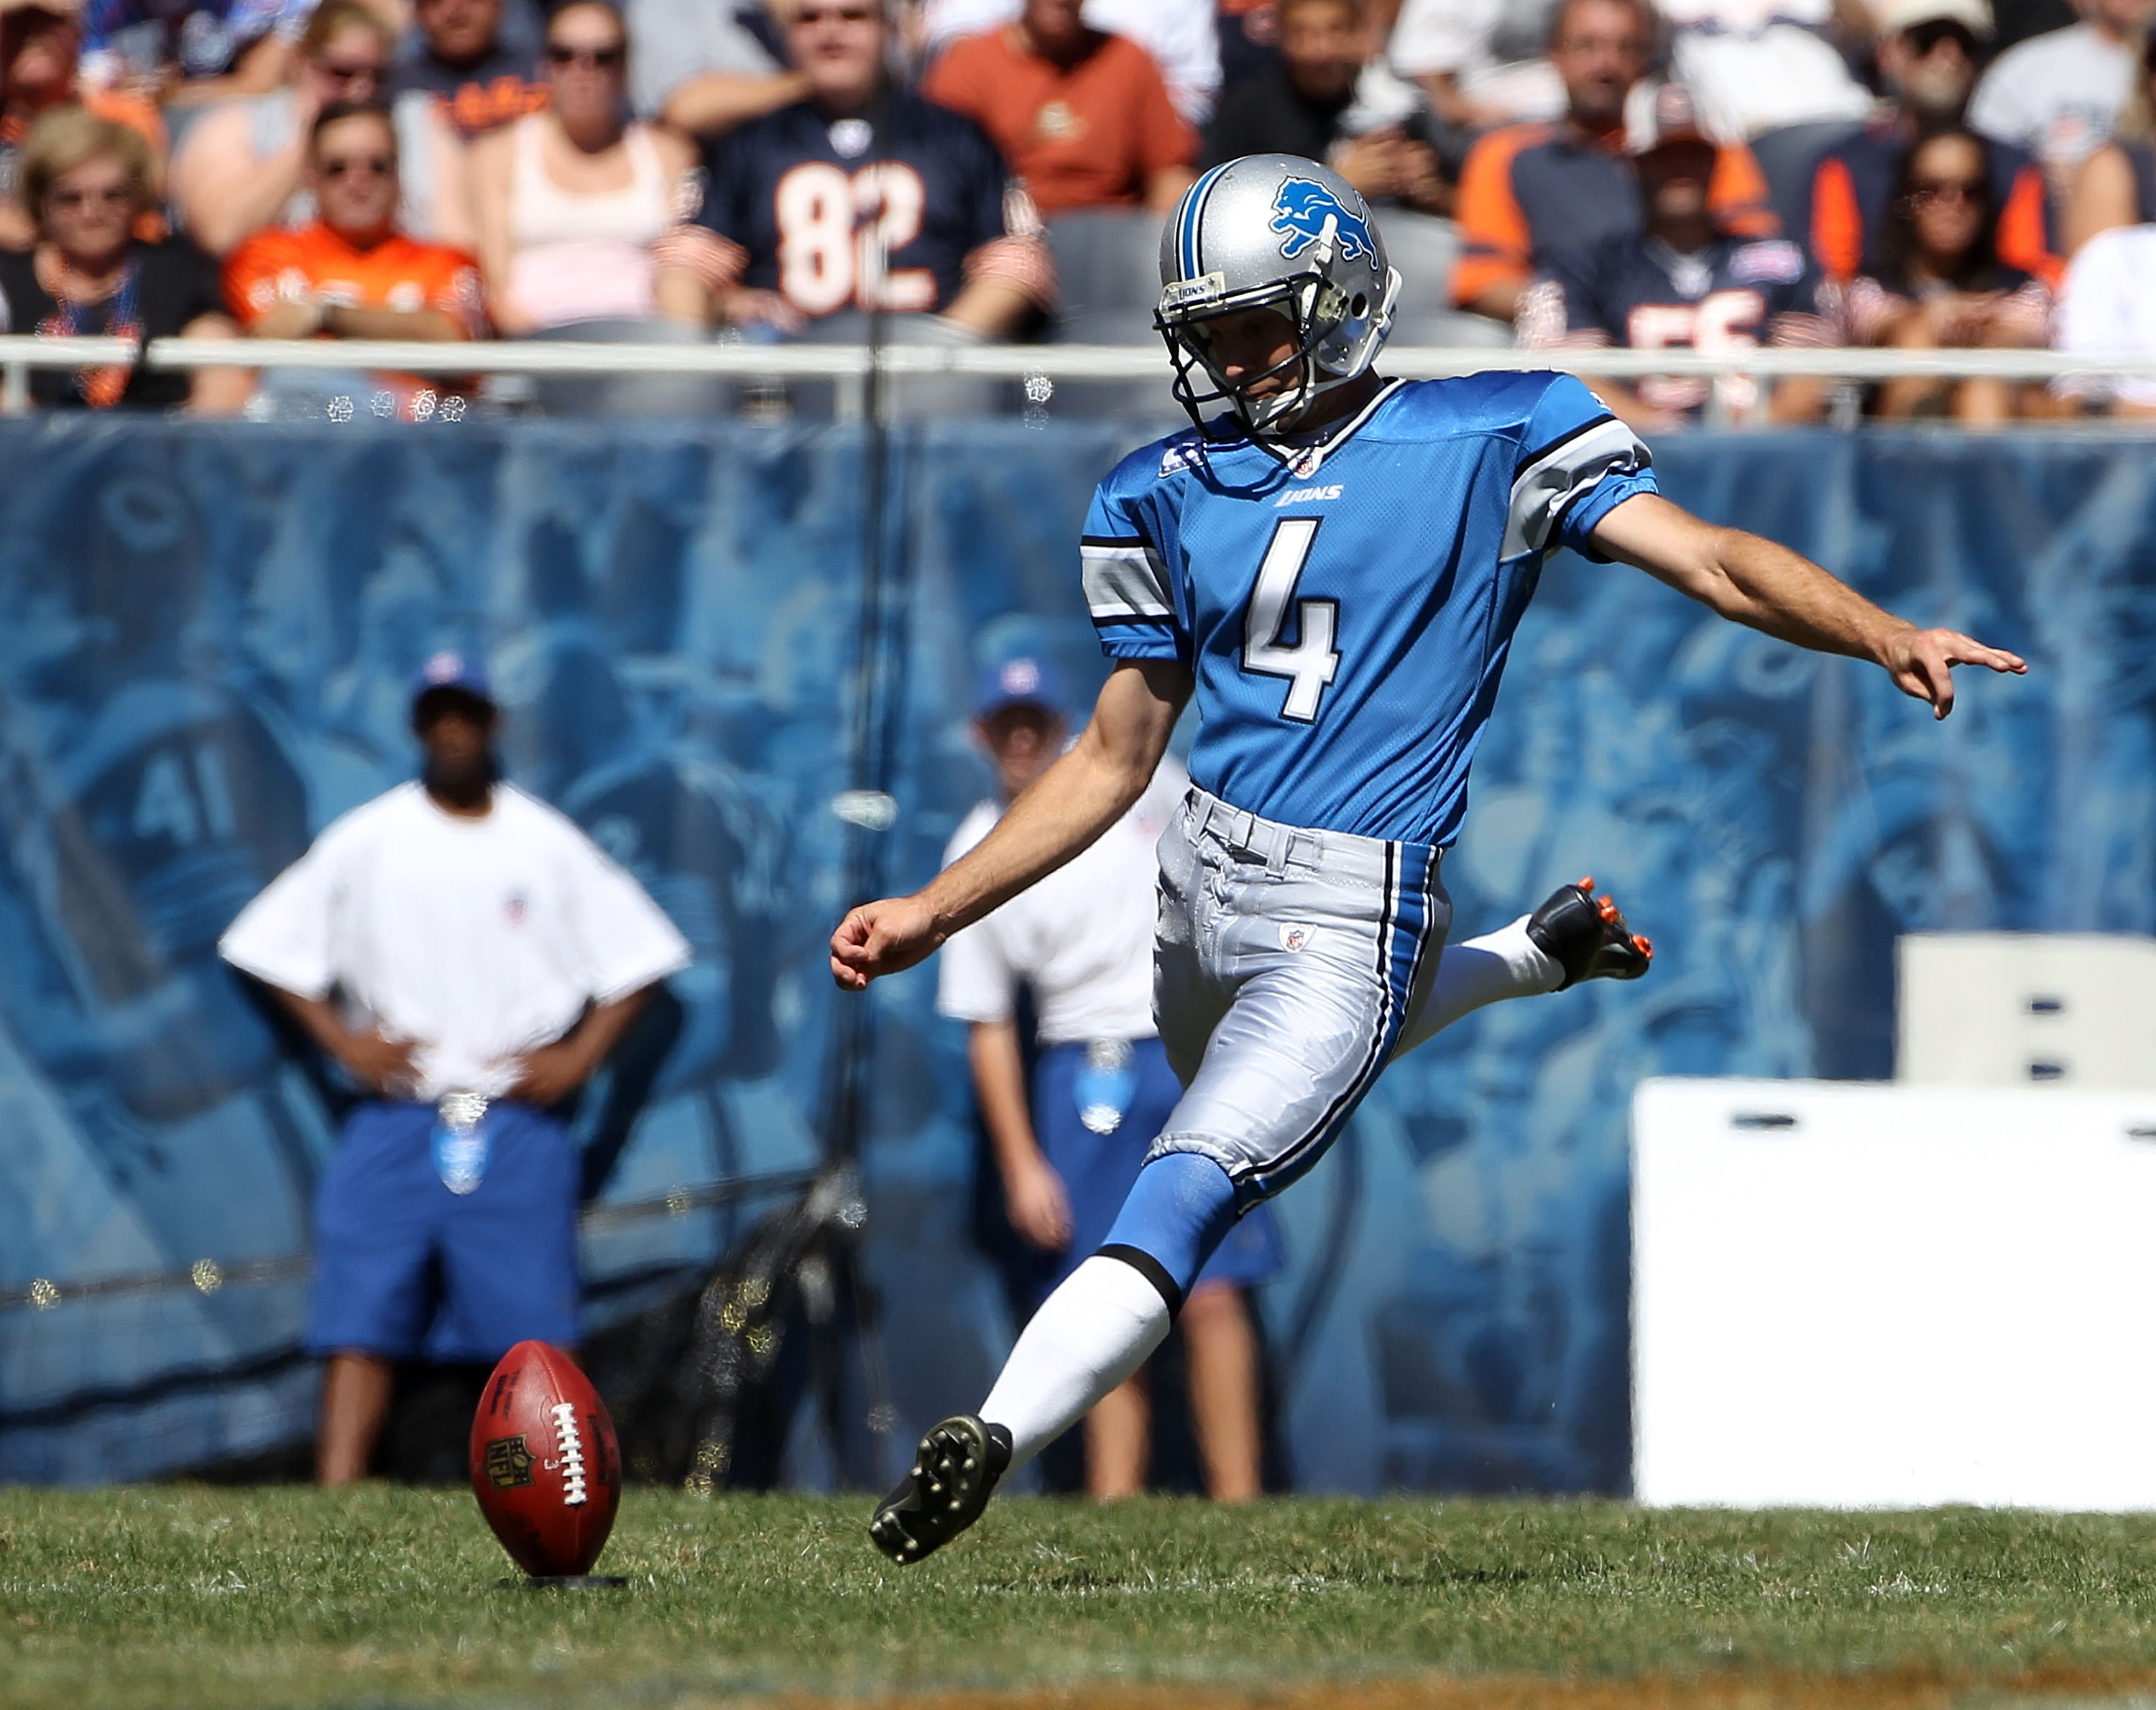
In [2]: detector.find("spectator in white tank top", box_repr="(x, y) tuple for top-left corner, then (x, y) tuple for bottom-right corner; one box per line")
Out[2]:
(467, 0), (707, 333)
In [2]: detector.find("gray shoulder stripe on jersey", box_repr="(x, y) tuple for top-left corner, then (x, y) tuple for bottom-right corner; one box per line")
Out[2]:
(1082, 540), (1172, 619)
(1503, 418), (1649, 558)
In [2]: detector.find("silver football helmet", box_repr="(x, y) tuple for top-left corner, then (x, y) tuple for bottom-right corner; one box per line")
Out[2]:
(1154, 154), (1401, 443)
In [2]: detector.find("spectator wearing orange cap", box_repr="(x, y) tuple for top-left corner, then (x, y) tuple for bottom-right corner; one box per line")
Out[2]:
(921, 0), (1194, 218)
(0, 0), (164, 249)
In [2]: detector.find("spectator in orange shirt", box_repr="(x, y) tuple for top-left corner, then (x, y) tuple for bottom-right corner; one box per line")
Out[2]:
(1, 0), (165, 250)
(224, 101), (484, 413)
(1450, 0), (1774, 321)
(921, 0), (1195, 218)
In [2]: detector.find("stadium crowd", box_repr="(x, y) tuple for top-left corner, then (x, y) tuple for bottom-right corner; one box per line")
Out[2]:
(0, 0), (2152, 419)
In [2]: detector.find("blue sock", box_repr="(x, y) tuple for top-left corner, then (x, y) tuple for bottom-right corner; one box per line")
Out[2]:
(1097, 1150), (1241, 1313)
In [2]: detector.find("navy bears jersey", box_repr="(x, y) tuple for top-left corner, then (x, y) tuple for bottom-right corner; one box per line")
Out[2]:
(691, 92), (1040, 319)
(1519, 233), (1839, 418)
(1082, 374), (1656, 849)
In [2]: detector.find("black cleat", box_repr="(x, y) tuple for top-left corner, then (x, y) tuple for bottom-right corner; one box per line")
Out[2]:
(1526, 876), (1653, 989)
(868, 1414), (1012, 1565)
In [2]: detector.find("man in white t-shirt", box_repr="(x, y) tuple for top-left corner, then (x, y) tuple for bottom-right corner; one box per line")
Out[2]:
(1969, 0), (2156, 190)
(937, 655), (1281, 1499)
(219, 650), (691, 1484)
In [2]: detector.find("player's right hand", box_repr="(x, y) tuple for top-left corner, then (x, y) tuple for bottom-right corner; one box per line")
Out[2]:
(830, 894), (943, 991)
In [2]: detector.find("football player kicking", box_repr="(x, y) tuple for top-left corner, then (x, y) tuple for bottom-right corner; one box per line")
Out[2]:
(831, 154), (2025, 1562)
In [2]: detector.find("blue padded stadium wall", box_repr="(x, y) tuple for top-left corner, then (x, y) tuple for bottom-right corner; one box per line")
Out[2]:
(0, 417), (2143, 1491)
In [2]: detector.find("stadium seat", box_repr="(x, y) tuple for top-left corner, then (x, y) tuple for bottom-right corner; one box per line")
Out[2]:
(1045, 208), (1165, 347)
(1041, 209), (1180, 420)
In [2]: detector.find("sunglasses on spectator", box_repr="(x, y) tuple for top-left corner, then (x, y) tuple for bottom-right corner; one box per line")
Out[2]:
(1908, 177), (1986, 206)
(792, 6), (879, 24)
(545, 42), (625, 67)
(47, 185), (134, 211)
(321, 153), (396, 178)
(1904, 20), (1978, 56)
(318, 57), (384, 84)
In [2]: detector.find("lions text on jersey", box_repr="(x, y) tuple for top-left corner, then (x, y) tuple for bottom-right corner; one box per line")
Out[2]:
(1081, 372), (1657, 849)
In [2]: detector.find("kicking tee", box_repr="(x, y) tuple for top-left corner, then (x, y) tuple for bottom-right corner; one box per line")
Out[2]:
(1080, 371), (1654, 848)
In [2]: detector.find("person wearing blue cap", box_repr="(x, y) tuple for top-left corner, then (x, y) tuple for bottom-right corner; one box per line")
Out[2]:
(218, 649), (691, 1484)
(937, 654), (1283, 1501)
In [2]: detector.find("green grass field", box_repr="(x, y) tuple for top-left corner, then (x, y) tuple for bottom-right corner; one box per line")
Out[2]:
(5, 1487), (2156, 1709)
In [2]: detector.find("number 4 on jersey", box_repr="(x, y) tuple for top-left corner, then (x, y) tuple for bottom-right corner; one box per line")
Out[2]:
(1241, 517), (1340, 723)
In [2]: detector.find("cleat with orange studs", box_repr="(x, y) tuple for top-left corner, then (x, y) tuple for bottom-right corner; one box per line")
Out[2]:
(1525, 878), (1654, 989)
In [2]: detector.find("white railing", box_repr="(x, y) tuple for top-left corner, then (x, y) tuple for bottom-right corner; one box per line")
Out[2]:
(7, 333), (2156, 418)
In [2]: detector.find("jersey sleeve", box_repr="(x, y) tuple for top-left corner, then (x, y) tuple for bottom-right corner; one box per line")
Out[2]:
(1081, 470), (1181, 661)
(1506, 374), (1656, 562)
(218, 827), (348, 999)
(935, 913), (1018, 1024)
(556, 821), (695, 1002)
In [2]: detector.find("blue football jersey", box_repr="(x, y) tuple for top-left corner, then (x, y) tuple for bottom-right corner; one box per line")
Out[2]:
(1081, 373), (1656, 847)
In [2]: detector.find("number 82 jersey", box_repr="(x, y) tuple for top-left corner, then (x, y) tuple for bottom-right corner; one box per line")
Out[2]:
(1082, 373), (1655, 849)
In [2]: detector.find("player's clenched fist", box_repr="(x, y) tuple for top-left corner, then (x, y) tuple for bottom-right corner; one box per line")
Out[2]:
(831, 894), (944, 990)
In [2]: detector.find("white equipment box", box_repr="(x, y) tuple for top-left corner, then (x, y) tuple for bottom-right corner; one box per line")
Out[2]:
(1898, 932), (2156, 1089)
(1634, 1076), (2156, 1510)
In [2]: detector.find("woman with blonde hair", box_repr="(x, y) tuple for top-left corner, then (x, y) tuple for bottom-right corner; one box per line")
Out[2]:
(0, 107), (246, 410)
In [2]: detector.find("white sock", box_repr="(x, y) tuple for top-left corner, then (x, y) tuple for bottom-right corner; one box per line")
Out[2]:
(980, 1254), (1172, 1471)
(1395, 915), (1563, 1055)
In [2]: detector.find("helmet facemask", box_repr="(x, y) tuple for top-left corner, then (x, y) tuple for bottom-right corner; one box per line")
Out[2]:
(1156, 252), (1399, 453)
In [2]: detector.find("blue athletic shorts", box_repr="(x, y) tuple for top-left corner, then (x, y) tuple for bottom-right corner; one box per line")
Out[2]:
(1033, 1035), (1284, 1296)
(306, 1099), (580, 1362)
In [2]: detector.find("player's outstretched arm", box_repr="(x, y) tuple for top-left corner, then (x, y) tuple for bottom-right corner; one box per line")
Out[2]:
(830, 658), (1193, 992)
(1590, 493), (2027, 719)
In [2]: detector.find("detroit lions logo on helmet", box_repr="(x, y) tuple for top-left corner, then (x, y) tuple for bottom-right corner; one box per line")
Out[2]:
(1268, 177), (1373, 263)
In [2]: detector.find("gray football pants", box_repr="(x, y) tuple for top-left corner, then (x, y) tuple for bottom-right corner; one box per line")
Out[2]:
(1148, 787), (1549, 1207)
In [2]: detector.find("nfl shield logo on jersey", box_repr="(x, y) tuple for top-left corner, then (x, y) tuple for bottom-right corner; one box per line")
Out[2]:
(1270, 177), (1373, 264)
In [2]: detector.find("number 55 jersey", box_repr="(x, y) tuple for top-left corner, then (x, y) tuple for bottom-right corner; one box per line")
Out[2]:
(688, 91), (1054, 322)
(1082, 373), (1655, 849)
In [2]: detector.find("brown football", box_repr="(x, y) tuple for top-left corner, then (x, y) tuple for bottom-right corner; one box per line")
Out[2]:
(469, 1340), (622, 1577)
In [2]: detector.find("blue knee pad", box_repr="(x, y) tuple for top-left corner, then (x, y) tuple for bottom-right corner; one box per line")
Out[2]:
(1097, 1152), (1240, 1315)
